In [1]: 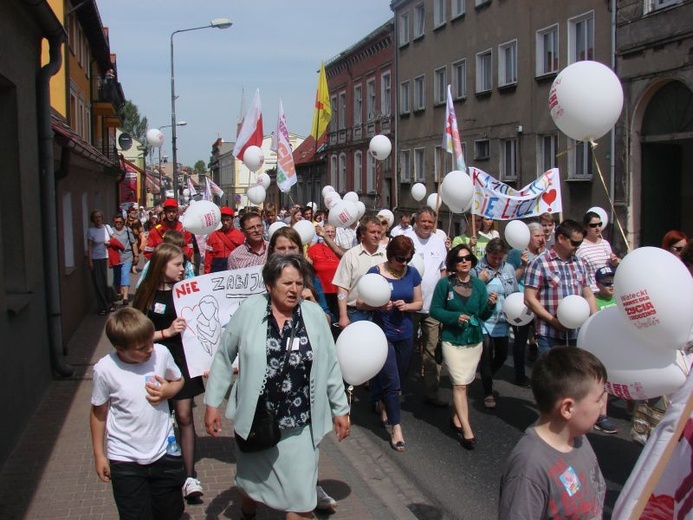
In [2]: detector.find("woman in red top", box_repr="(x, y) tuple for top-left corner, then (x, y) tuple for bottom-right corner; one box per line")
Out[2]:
(307, 224), (340, 320)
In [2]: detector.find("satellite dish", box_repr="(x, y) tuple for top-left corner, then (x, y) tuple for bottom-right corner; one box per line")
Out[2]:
(118, 133), (133, 151)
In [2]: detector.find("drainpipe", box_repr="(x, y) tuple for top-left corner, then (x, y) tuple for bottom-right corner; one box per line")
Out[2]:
(34, 3), (73, 377)
(391, 19), (399, 213)
(610, 0), (618, 246)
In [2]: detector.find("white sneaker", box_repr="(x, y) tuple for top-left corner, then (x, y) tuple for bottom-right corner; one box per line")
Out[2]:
(183, 477), (203, 500)
(316, 485), (337, 511)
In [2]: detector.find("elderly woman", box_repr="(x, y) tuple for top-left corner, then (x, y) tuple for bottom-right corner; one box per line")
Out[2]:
(430, 245), (495, 450)
(204, 254), (350, 520)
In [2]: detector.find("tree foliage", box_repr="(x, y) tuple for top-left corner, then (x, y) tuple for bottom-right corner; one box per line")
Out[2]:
(118, 100), (148, 145)
(194, 160), (207, 175)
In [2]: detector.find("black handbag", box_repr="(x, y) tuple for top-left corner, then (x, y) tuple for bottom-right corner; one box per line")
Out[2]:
(235, 323), (296, 453)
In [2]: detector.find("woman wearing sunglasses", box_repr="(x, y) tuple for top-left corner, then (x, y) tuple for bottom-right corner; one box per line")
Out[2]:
(430, 245), (495, 450)
(576, 211), (620, 292)
(359, 235), (423, 452)
(661, 230), (688, 259)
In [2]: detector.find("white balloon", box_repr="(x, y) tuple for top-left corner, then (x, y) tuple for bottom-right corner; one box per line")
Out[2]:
(146, 129), (164, 148)
(324, 191), (342, 210)
(268, 221), (288, 240)
(369, 134), (392, 161)
(357, 273), (392, 307)
(242, 145), (265, 171)
(256, 172), (271, 189)
(411, 182), (427, 202)
(306, 201), (318, 212)
(293, 220), (315, 245)
(549, 61), (624, 142)
(502, 292), (535, 327)
(355, 200), (366, 219)
(322, 185), (335, 197)
(578, 308), (688, 400)
(344, 191), (359, 203)
(587, 206), (609, 229)
(504, 220), (531, 250)
(328, 200), (359, 228)
(336, 321), (388, 386)
(246, 185), (266, 205)
(181, 200), (221, 235)
(377, 209), (394, 229)
(409, 253), (426, 278)
(426, 193), (442, 211)
(440, 170), (474, 212)
(435, 229), (448, 241)
(556, 295), (591, 329)
(614, 246), (693, 350)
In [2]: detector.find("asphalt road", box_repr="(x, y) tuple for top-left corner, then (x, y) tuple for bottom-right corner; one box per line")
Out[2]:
(347, 350), (643, 520)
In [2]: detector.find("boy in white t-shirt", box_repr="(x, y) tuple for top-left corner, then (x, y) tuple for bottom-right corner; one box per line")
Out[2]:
(90, 308), (185, 519)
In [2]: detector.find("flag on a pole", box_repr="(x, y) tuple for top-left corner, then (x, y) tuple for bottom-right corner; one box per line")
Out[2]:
(233, 88), (263, 162)
(275, 99), (297, 192)
(236, 87), (246, 139)
(310, 62), (331, 140)
(443, 84), (466, 172)
(207, 178), (224, 198)
(187, 176), (197, 197)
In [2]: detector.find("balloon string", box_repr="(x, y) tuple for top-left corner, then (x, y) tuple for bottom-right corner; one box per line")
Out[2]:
(447, 211), (453, 238)
(347, 385), (353, 411)
(589, 141), (631, 252)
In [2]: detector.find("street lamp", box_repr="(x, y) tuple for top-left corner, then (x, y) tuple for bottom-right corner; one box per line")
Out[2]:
(170, 18), (232, 201)
(157, 121), (188, 203)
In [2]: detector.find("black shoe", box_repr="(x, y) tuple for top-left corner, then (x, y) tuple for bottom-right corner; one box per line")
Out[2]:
(449, 417), (464, 435)
(460, 436), (476, 450)
(515, 377), (532, 388)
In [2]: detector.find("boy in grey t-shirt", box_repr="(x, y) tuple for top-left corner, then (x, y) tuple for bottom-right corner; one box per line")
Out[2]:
(499, 347), (607, 519)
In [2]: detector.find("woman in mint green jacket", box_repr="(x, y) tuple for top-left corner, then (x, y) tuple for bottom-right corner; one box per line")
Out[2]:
(430, 244), (496, 450)
(204, 254), (350, 520)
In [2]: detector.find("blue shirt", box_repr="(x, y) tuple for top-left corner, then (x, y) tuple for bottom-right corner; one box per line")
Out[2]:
(472, 257), (518, 337)
(367, 265), (422, 341)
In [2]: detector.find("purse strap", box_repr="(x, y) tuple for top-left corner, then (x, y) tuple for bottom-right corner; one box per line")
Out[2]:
(275, 319), (297, 392)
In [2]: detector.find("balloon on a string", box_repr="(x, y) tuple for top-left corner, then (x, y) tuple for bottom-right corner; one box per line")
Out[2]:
(502, 292), (535, 326)
(357, 273), (392, 307)
(182, 188), (190, 197)
(426, 193), (442, 211)
(504, 220), (531, 250)
(146, 129), (164, 148)
(440, 170), (474, 211)
(256, 172), (271, 190)
(322, 185), (335, 197)
(549, 61), (624, 142)
(268, 221), (287, 240)
(328, 200), (359, 228)
(355, 200), (366, 219)
(587, 206), (609, 229)
(409, 253), (425, 278)
(336, 321), (388, 386)
(377, 209), (394, 229)
(242, 145), (265, 171)
(411, 182), (427, 202)
(181, 200), (221, 235)
(324, 191), (341, 209)
(306, 201), (318, 212)
(369, 134), (392, 161)
(293, 220), (315, 245)
(246, 185), (266, 205)
(556, 295), (591, 329)
(344, 191), (359, 203)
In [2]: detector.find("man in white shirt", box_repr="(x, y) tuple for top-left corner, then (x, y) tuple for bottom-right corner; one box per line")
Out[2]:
(390, 213), (413, 237)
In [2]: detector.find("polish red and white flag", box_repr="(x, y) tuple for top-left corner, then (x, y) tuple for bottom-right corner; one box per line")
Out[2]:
(233, 88), (263, 161)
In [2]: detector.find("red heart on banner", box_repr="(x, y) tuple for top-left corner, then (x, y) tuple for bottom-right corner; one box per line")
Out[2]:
(542, 189), (557, 205)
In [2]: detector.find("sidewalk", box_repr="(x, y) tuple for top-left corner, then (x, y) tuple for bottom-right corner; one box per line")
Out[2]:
(0, 309), (421, 520)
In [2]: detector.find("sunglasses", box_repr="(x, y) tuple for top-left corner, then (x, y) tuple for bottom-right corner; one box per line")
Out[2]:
(588, 222), (602, 228)
(672, 245), (684, 252)
(560, 234), (583, 247)
(456, 254), (474, 263)
(394, 256), (413, 263)
(599, 281), (614, 287)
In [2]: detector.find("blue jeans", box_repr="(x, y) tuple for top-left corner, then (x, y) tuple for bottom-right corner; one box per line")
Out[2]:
(374, 337), (414, 426)
(536, 335), (567, 356)
(347, 307), (372, 324)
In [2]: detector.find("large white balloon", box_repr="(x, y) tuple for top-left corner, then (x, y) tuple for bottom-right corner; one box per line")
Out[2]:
(504, 220), (531, 250)
(369, 134), (392, 161)
(614, 246), (693, 350)
(146, 129), (164, 148)
(502, 292), (535, 327)
(267, 221), (287, 240)
(587, 206), (609, 229)
(336, 321), (388, 386)
(435, 229), (448, 242)
(242, 145), (265, 171)
(322, 185), (335, 197)
(293, 220), (315, 245)
(355, 200), (366, 219)
(181, 200), (221, 235)
(324, 191), (341, 209)
(256, 172), (271, 189)
(549, 61), (624, 142)
(328, 200), (359, 228)
(343, 191), (359, 203)
(306, 201), (318, 212)
(409, 253), (426, 278)
(246, 185), (266, 205)
(426, 192), (442, 211)
(357, 273), (392, 307)
(557, 295), (591, 329)
(411, 182), (427, 202)
(578, 308), (688, 400)
(377, 209), (394, 229)
(440, 170), (474, 212)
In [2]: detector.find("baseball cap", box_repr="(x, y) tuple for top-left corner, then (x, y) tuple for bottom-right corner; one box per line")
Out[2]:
(163, 198), (178, 209)
(595, 266), (616, 283)
(220, 206), (234, 217)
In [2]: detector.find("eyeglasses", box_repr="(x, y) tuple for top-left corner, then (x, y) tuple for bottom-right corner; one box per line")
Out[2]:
(588, 222), (603, 228)
(456, 254), (474, 263)
(672, 245), (684, 252)
(599, 281), (614, 287)
(570, 239), (583, 247)
(394, 255), (413, 263)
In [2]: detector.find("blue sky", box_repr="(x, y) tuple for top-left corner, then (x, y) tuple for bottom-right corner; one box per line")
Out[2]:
(98, 1), (394, 167)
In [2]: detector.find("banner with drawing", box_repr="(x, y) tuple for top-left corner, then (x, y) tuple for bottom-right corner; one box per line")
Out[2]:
(470, 167), (562, 220)
(172, 265), (266, 378)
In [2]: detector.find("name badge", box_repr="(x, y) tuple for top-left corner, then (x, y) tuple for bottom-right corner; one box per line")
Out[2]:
(153, 302), (167, 314)
(447, 291), (454, 301)
(291, 338), (301, 351)
(389, 282), (395, 291)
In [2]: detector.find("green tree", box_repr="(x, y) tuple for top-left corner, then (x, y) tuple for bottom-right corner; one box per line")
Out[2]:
(118, 100), (148, 145)
(194, 160), (207, 176)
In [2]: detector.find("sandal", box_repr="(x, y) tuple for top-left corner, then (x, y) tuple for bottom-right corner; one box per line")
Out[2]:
(484, 395), (497, 409)
(389, 439), (406, 452)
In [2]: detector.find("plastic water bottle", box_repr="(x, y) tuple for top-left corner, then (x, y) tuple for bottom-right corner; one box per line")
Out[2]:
(166, 435), (181, 456)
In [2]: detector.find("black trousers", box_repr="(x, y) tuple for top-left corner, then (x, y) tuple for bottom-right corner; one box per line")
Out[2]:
(480, 335), (509, 396)
(91, 258), (111, 312)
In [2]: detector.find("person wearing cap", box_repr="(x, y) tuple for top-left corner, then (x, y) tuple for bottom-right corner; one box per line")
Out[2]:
(144, 199), (194, 261)
(594, 266), (617, 311)
(204, 207), (245, 274)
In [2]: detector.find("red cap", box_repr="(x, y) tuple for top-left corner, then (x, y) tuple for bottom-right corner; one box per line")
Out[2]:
(220, 206), (234, 217)
(163, 198), (178, 209)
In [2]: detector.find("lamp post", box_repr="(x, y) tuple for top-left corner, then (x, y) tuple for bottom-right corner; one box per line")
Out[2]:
(170, 18), (232, 202)
(157, 121), (187, 204)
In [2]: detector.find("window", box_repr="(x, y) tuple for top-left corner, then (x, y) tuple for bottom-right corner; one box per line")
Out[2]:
(354, 151), (363, 192)
(414, 148), (426, 182)
(500, 138), (518, 180)
(476, 50), (493, 93)
(434, 0), (446, 27)
(338, 91), (346, 130)
(400, 81), (411, 115)
(414, 75), (425, 111)
(367, 78), (376, 120)
(434, 66), (447, 105)
(452, 59), (467, 99)
(569, 139), (593, 178)
(329, 95), (338, 132)
(434, 145), (445, 182)
(645, 0), (682, 13)
(367, 152), (376, 193)
(536, 25), (559, 76)
(569, 12), (594, 63)
(329, 155), (337, 187)
(474, 139), (490, 160)
(62, 193), (74, 269)
(499, 40), (518, 87)
(475, 0), (491, 6)
(537, 134), (558, 174)
(413, 3), (425, 38)
(354, 85), (362, 126)
(451, 0), (466, 18)
(381, 72), (391, 116)
(399, 11), (410, 46)
(400, 149), (412, 182)
(339, 153), (347, 191)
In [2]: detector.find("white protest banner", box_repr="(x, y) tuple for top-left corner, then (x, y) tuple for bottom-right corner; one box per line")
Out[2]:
(470, 167), (562, 220)
(172, 265), (266, 378)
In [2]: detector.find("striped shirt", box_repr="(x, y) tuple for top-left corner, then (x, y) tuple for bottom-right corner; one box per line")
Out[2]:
(576, 238), (613, 292)
(227, 240), (268, 269)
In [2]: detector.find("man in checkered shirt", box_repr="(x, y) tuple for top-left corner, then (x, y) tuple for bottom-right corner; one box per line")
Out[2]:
(524, 219), (597, 355)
